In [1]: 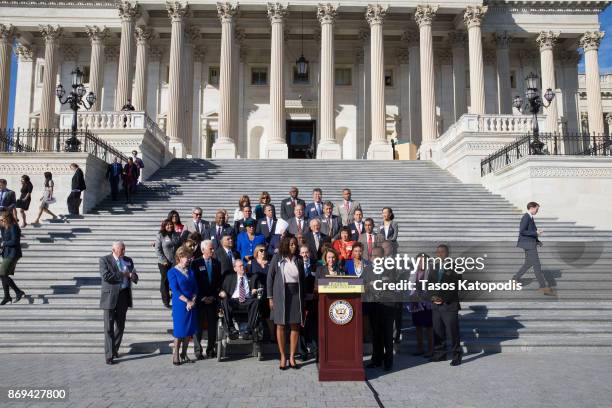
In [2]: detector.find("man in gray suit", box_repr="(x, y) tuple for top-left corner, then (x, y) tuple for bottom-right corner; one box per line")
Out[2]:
(512, 202), (553, 296)
(287, 204), (310, 236)
(334, 188), (362, 226)
(318, 201), (341, 240)
(0, 179), (16, 213)
(99, 241), (139, 364)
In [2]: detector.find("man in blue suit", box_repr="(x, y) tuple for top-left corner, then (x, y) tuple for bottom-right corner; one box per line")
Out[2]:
(105, 157), (123, 201)
(512, 202), (554, 295)
(305, 188), (324, 220)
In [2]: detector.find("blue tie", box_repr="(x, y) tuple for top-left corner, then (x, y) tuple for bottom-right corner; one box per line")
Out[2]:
(437, 268), (444, 283)
(206, 260), (212, 283)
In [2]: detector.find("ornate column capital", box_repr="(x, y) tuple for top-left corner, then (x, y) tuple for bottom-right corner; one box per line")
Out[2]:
(494, 31), (512, 49)
(358, 27), (370, 42)
(414, 4), (437, 28)
(448, 30), (467, 48)
(186, 25), (200, 44)
(234, 26), (246, 42)
(536, 30), (559, 51)
(580, 30), (605, 52)
(267, 3), (288, 24)
(193, 46), (206, 62)
(135, 25), (154, 45)
(86, 25), (109, 44)
(365, 4), (388, 26)
(0, 24), (16, 43)
(317, 3), (338, 25)
(39, 24), (63, 43)
(402, 29), (419, 47)
(167, 1), (189, 22)
(62, 44), (79, 61)
(15, 44), (34, 62)
(218, 2), (238, 23)
(117, 0), (140, 22)
(463, 5), (487, 29)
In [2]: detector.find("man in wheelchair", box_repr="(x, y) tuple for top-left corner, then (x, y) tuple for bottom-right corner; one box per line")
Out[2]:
(219, 259), (262, 340)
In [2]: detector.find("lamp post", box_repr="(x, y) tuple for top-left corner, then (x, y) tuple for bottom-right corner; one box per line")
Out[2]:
(512, 72), (555, 155)
(56, 67), (96, 152)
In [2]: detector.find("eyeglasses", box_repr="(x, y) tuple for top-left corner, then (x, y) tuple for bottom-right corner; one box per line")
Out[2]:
(194, 213), (202, 217)
(257, 249), (265, 253)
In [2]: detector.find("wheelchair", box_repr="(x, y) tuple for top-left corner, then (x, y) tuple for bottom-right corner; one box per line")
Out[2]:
(216, 288), (264, 361)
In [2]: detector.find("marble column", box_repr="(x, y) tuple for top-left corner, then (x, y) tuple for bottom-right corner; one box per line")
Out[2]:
(415, 5), (437, 143)
(365, 4), (392, 159)
(133, 26), (153, 112)
(449, 31), (467, 121)
(464, 5), (487, 115)
(13, 45), (35, 130)
(357, 29), (370, 158)
(536, 30), (559, 133)
(39, 25), (62, 137)
(212, 2), (238, 158)
(166, 1), (189, 157)
(403, 30), (421, 146)
(580, 31), (605, 135)
(316, 3), (341, 158)
(495, 31), (512, 114)
(0, 24), (16, 130)
(115, 0), (139, 110)
(85, 26), (108, 112)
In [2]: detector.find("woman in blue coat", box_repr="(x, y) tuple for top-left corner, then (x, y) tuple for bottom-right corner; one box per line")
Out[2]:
(167, 245), (199, 365)
(236, 219), (266, 261)
(0, 212), (25, 305)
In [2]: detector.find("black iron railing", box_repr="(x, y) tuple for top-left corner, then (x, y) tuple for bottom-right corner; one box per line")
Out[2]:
(481, 133), (612, 176)
(0, 128), (129, 164)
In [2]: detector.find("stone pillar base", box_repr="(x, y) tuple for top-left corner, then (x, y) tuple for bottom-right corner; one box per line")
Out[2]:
(211, 140), (236, 159)
(367, 142), (393, 160)
(264, 142), (288, 159)
(317, 141), (342, 159)
(169, 140), (185, 158)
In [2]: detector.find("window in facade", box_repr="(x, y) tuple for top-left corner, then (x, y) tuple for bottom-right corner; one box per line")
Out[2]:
(209, 66), (220, 86)
(335, 68), (352, 86)
(37, 64), (45, 85)
(385, 69), (393, 87)
(251, 67), (268, 85)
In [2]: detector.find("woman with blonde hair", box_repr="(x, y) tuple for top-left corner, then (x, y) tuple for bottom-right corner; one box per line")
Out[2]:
(232, 195), (251, 223)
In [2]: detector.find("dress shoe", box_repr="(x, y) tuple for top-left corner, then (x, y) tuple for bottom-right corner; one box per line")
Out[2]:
(195, 353), (205, 361)
(180, 354), (195, 364)
(0, 297), (12, 306)
(206, 349), (215, 358)
(15, 291), (25, 303)
(366, 360), (382, 368)
(163, 303), (171, 309)
(113, 351), (119, 359)
(450, 358), (462, 366)
(228, 329), (239, 340)
(289, 360), (300, 370)
(105, 358), (115, 365)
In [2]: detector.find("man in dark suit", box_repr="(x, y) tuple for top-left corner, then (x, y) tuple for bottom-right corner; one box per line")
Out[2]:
(67, 163), (86, 215)
(348, 208), (365, 241)
(299, 244), (317, 360)
(287, 204), (310, 236)
(512, 201), (553, 295)
(219, 259), (261, 340)
(280, 186), (305, 221)
(207, 210), (234, 249)
(0, 179), (16, 213)
(318, 201), (341, 240)
(255, 204), (277, 242)
(428, 244), (462, 366)
(192, 240), (222, 359)
(303, 218), (330, 261)
(358, 218), (383, 261)
(304, 188), (324, 220)
(105, 157), (123, 201)
(189, 206), (210, 237)
(99, 241), (138, 365)
(214, 235), (240, 277)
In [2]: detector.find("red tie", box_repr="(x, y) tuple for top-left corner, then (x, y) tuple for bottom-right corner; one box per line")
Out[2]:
(344, 201), (349, 213)
(297, 219), (303, 233)
(367, 234), (373, 258)
(239, 276), (246, 303)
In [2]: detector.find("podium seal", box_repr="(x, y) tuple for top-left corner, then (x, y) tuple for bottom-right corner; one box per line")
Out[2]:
(328, 300), (354, 325)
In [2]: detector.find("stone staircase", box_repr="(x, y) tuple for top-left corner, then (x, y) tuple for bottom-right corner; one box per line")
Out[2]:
(3, 159), (612, 354)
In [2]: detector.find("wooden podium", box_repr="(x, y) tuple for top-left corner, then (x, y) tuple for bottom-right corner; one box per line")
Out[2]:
(317, 277), (365, 381)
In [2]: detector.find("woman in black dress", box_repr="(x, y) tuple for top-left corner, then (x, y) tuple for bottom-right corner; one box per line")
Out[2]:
(248, 244), (274, 342)
(15, 175), (33, 228)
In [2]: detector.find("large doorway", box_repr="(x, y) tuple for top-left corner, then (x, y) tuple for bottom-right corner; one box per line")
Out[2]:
(286, 120), (316, 159)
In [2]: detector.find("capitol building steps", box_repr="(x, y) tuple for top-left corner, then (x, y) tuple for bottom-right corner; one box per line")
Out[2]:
(6, 159), (612, 354)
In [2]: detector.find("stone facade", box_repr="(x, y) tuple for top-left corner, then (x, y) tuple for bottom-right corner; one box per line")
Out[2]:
(1, 1), (608, 159)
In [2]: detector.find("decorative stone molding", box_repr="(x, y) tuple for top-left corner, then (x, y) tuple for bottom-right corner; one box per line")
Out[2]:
(536, 30), (559, 51)
(317, 3), (338, 25)
(529, 166), (612, 178)
(135, 25), (154, 45)
(0, 24), (16, 42)
(267, 3), (288, 24)
(401, 29), (419, 47)
(448, 30), (467, 48)
(117, 0), (140, 21)
(579, 31), (605, 51)
(217, 2), (238, 22)
(186, 25), (200, 43)
(14, 44), (34, 61)
(193, 46), (206, 62)
(414, 4), (437, 27)
(62, 44), (80, 61)
(358, 27), (369, 42)
(464, 5), (488, 28)
(85, 25), (109, 44)
(39, 24), (63, 43)
(166, 0), (189, 22)
(494, 31), (512, 49)
(366, 4), (387, 26)
(104, 45), (120, 61)
(0, 0), (117, 7)
(0, 162), (75, 175)
(396, 48), (409, 64)
(234, 26), (246, 43)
